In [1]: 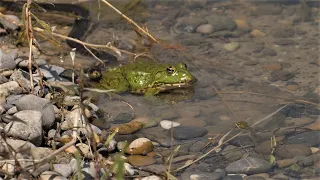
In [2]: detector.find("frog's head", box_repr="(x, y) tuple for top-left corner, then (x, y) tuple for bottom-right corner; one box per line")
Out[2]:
(153, 63), (196, 90)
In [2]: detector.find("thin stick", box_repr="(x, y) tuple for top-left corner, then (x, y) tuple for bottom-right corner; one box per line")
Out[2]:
(33, 27), (136, 56)
(26, 0), (34, 92)
(100, 0), (158, 43)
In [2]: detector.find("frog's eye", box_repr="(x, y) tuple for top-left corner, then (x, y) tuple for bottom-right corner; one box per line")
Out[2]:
(88, 68), (102, 82)
(166, 66), (176, 75)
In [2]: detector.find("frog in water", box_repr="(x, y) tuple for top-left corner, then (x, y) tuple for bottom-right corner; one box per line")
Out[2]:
(89, 60), (196, 96)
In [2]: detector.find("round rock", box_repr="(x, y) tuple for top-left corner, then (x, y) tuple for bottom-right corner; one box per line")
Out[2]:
(225, 157), (272, 174)
(15, 94), (55, 129)
(160, 120), (180, 130)
(4, 110), (42, 146)
(172, 126), (208, 140)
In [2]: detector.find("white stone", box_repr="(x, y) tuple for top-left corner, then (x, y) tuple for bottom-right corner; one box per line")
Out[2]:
(160, 120), (180, 130)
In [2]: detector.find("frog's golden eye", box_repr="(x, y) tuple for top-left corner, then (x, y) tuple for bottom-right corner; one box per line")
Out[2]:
(166, 66), (176, 75)
(88, 68), (102, 82)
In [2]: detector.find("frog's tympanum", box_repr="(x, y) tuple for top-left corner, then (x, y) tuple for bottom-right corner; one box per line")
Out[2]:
(89, 60), (196, 96)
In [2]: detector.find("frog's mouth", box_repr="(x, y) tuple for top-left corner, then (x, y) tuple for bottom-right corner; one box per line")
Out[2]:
(156, 78), (197, 90)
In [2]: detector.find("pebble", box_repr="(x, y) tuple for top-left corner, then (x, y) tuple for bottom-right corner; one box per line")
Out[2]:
(271, 26), (295, 38)
(285, 130), (320, 146)
(15, 94), (55, 129)
(224, 42), (240, 52)
(189, 140), (206, 152)
(250, 29), (266, 37)
(4, 110), (43, 146)
(76, 143), (92, 159)
(126, 137), (154, 155)
(221, 145), (243, 162)
(225, 157), (272, 174)
(139, 127), (176, 147)
(177, 17), (208, 33)
(196, 24), (214, 34)
(112, 112), (134, 124)
(234, 19), (251, 32)
(268, 70), (295, 81)
(127, 155), (156, 166)
(274, 39), (295, 46)
(0, 15), (21, 30)
(206, 15), (237, 32)
(263, 63), (282, 70)
(110, 120), (143, 135)
(0, 49), (17, 70)
(141, 175), (161, 180)
(53, 163), (73, 178)
(261, 48), (277, 56)
(275, 144), (312, 159)
(160, 120), (180, 129)
(251, 4), (283, 16)
(276, 158), (297, 168)
(0, 81), (20, 98)
(172, 126), (208, 140)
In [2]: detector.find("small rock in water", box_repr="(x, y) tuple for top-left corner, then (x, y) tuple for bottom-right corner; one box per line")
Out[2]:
(225, 157), (272, 174)
(127, 155), (156, 166)
(206, 15), (237, 32)
(268, 70), (295, 81)
(274, 39), (295, 46)
(160, 120), (180, 130)
(275, 144), (312, 159)
(172, 126), (208, 140)
(223, 42), (240, 52)
(126, 137), (154, 155)
(112, 112), (134, 124)
(285, 130), (320, 147)
(196, 24), (214, 34)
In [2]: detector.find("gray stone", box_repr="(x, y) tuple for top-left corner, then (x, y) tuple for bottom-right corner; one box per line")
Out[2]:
(172, 126), (208, 140)
(15, 94), (55, 129)
(221, 145), (243, 162)
(0, 15), (21, 30)
(274, 39), (295, 46)
(40, 171), (68, 180)
(4, 110), (43, 146)
(206, 15), (237, 32)
(225, 157), (272, 174)
(271, 27), (295, 38)
(269, 70), (295, 82)
(112, 112), (134, 124)
(261, 48), (277, 56)
(177, 17), (208, 33)
(0, 138), (36, 156)
(0, 49), (17, 70)
(0, 75), (8, 84)
(0, 81), (20, 98)
(30, 147), (54, 160)
(285, 130), (320, 147)
(53, 163), (73, 178)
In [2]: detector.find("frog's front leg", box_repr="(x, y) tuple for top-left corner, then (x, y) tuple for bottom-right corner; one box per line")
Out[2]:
(144, 88), (160, 96)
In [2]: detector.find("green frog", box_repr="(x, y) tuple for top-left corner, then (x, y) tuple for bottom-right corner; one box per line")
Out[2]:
(89, 60), (196, 96)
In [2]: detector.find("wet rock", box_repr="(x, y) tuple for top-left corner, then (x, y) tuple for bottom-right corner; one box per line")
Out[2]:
(160, 120), (180, 130)
(206, 15), (237, 32)
(189, 140), (206, 152)
(263, 63), (282, 70)
(286, 82), (299, 91)
(177, 17), (207, 33)
(159, 109), (178, 120)
(53, 163), (73, 178)
(301, 153), (320, 167)
(139, 127), (176, 147)
(172, 126), (207, 140)
(268, 70), (295, 81)
(251, 4), (283, 16)
(196, 24), (214, 34)
(112, 112), (134, 124)
(244, 175), (266, 180)
(276, 158), (297, 168)
(271, 27), (295, 38)
(5, 110), (42, 146)
(275, 144), (312, 159)
(185, 0), (208, 9)
(15, 94), (55, 129)
(274, 39), (295, 46)
(195, 88), (217, 100)
(91, 118), (111, 130)
(261, 48), (277, 56)
(240, 42), (265, 54)
(225, 157), (272, 174)
(234, 19), (251, 33)
(285, 130), (320, 146)
(126, 137), (154, 155)
(221, 145), (243, 162)
(186, 171), (225, 180)
(224, 42), (240, 52)
(127, 155), (156, 166)
(110, 121), (143, 135)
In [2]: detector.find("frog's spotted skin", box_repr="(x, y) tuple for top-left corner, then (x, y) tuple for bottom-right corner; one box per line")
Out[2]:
(91, 60), (196, 96)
